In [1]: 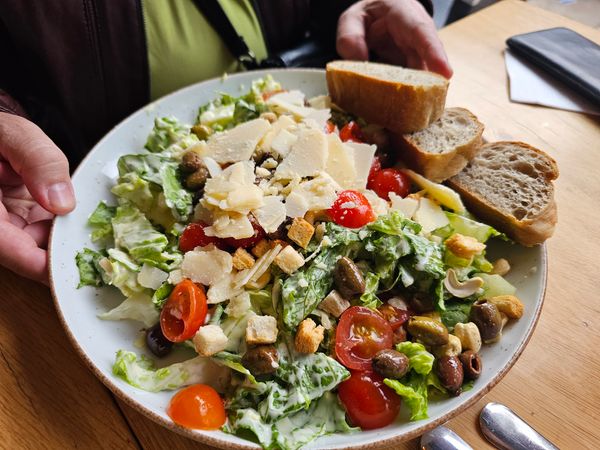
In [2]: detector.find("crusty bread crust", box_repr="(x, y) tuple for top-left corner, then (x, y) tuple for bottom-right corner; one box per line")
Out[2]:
(447, 141), (559, 246)
(326, 61), (449, 133)
(393, 108), (484, 182)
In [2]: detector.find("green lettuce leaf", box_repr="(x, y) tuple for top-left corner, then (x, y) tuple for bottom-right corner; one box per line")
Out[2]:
(145, 116), (189, 153)
(75, 248), (105, 287)
(88, 201), (116, 242)
(384, 374), (429, 421)
(395, 341), (435, 376)
(96, 253), (144, 297)
(445, 212), (501, 243)
(440, 300), (473, 331)
(213, 351), (256, 384)
(98, 292), (158, 327)
(359, 272), (381, 309)
(151, 282), (173, 309)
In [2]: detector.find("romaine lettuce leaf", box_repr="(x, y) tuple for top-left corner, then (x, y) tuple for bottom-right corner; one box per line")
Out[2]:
(151, 282), (173, 309)
(213, 351), (256, 383)
(97, 254), (144, 297)
(88, 201), (116, 242)
(145, 116), (189, 153)
(359, 272), (381, 309)
(395, 341), (435, 376)
(98, 292), (158, 327)
(75, 248), (106, 287)
(440, 300), (473, 331)
(384, 374), (429, 420)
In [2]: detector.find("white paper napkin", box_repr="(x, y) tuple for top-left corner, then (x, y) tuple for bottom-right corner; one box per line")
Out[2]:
(504, 48), (600, 115)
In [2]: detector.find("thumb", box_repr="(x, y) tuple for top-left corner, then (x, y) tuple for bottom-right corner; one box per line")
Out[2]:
(336, 3), (369, 60)
(0, 112), (75, 215)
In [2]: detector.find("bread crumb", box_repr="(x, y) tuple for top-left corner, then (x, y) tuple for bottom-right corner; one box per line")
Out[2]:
(295, 318), (325, 353)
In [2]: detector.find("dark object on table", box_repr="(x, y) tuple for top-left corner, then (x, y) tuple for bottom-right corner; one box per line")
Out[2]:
(507, 28), (600, 106)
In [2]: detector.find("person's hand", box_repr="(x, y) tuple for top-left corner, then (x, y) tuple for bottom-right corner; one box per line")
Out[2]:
(336, 0), (453, 78)
(0, 112), (75, 285)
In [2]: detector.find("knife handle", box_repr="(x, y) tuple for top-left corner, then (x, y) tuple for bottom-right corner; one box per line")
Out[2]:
(479, 402), (560, 450)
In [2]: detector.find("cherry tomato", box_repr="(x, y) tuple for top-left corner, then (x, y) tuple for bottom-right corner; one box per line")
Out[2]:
(368, 168), (411, 200)
(328, 190), (376, 229)
(160, 279), (207, 343)
(377, 304), (410, 331)
(167, 384), (226, 430)
(335, 306), (394, 371)
(340, 121), (364, 143)
(179, 223), (224, 252)
(368, 155), (382, 185)
(262, 89), (285, 101)
(222, 216), (265, 248)
(338, 370), (401, 429)
(325, 120), (337, 134)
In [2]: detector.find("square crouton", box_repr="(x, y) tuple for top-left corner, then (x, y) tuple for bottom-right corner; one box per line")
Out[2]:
(287, 217), (315, 249)
(318, 290), (351, 318)
(246, 315), (278, 345)
(193, 325), (228, 356)
(274, 246), (305, 274)
(232, 247), (255, 270)
(251, 239), (272, 258)
(295, 318), (325, 354)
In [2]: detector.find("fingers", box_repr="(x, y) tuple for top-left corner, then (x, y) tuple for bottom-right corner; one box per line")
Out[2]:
(0, 112), (75, 215)
(336, 2), (370, 60)
(0, 161), (21, 185)
(0, 216), (49, 285)
(24, 220), (52, 249)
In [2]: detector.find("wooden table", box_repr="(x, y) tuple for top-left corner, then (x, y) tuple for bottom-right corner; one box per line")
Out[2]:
(2, 1), (599, 448)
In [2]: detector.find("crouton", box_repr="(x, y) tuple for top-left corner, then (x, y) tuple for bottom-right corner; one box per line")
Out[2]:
(251, 239), (272, 258)
(287, 217), (315, 249)
(274, 246), (305, 274)
(295, 318), (325, 353)
(246, 315), (278, 345)
(445, 233), (486, 259)
(318, 290), (351, 318)
(232, 247), (255, 270)
(193, 325), (228, 356)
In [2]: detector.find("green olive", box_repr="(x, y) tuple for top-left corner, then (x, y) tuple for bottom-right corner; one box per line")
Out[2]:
(407, 316), (449, 346)
(470, 299), (502, 342)
(191, 124), (212, 140)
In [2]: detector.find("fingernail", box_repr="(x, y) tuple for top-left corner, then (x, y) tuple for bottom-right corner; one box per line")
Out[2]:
(47, 182), (74, 212)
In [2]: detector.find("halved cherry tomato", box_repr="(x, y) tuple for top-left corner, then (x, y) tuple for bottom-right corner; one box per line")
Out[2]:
(338, 370), (401, 430)
(335, 306), (394, 371)
(179, 222), (224, 252)
(368, 168), (411, 200)
(222, 216), (265, 248)
(167, 384), (226, 430)
(325, 120), (337, 134)
(368, 155), (382, 185)
(328, 190), (376, 229)
(262, 89), (285, 101)
(160, 279), (207, 343)
(377, 304), (410, 331)
(340, 121), (364, 143)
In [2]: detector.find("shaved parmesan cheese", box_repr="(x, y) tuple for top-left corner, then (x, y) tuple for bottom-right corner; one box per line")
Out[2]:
(307, 95), (331, 109)
(259, 115), (296, 151)
(326, 133), (356, 188)
(204, 212), (254, 239)
(346, 142), (376, 190)
(389, 193), (419, 219)
(270, 129), (298, 157)
(402, 169), (466, 213)
(181, 245), (233, 286)
(252, 196), (286, 233)
(275, 129), (328, 179)
(285, 190), (310, 218)
(203, 118), (271, 163)
(267, 90), (313, 118)
(303, 108), (331, 131)
(227, 186), (264, 213)
(168, 269), (183, 285)
(284, 172), (339, 217)
(202, 157), (222, 178)
(414, 197), (450, 234)
(234, 244), (282, 289)
(207, 272), (243, 304)
(203, 161), (264, 215)
(362, 189), (389, 217)
(137, 264), (168, 290)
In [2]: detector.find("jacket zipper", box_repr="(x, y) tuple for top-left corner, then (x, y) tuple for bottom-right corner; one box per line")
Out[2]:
(82, 0), (108, 120)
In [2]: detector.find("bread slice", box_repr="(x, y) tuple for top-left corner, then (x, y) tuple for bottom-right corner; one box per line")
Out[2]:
(447, 142), (559, 246)
(326, 60), (448, 133)
(393, 107), (484, 182)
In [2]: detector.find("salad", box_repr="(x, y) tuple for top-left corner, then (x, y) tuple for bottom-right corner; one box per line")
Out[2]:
(76, 76), (525, 450)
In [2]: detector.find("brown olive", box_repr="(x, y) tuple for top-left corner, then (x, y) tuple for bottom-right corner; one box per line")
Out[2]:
(470, 299), (502, 342)
(241, 345), (279, 376)
(436, 355), (464, 396)
(407, 316), (449, 346)
(145, 323), (173, 358)
(180, 151), (203, 173)
(393, 326), (407, 345)
(185, 166), (210, 190)
(409, 292), (435, 314)
(459, 350), (482, 380)
(191, 124), (212, 140)
(372, 349), (410, 379)
(334, 257), (366, 298)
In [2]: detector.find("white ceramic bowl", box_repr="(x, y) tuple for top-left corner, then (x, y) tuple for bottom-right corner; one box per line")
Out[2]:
(49, 69), (547, 449)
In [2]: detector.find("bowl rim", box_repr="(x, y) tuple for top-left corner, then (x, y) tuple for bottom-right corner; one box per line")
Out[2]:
(49, 68), (549, 450)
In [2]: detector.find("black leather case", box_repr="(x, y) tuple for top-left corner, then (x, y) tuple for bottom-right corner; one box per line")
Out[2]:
(507, 28), (600, 105)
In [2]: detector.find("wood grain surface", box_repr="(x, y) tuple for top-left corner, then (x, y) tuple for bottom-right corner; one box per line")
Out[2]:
(2, 1), (599, 449)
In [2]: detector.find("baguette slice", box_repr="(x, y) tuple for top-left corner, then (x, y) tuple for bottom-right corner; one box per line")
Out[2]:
(447, 142), (559, 246)
(326, 60), (448, 133)
(393, 107), (484, 182)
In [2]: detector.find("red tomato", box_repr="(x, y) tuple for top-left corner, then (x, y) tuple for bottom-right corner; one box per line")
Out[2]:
(338, 370), (401, 429)
(368, 155), (382, 185)
(325, 121), (337, 134)
(328, 190), (376, 229)
(160, 279), (207, 343)
(335, 306), (394, 371)
(168, 384), (226, 430)
(262, 89), (285, 100)
(222, 217), (265, 248)
(368, 168), (411, 200)
(179, 223), (223, 252)
(377, 304), (410, 331)
(340, 121), (364, 143)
